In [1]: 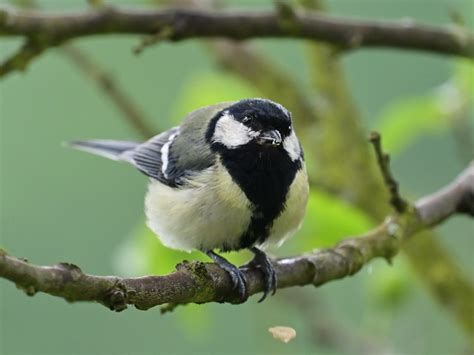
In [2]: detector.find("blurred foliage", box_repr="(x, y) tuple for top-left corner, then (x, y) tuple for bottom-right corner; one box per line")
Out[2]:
(169, 71), (260, 125)
(377, 60), (473, 156)
(367, 258), (414, 311)
(287, 189), (374, 252)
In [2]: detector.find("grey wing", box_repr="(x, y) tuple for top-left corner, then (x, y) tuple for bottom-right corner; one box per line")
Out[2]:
(132, 103), (231, 187)
(69, 129), (199, 187)
(131, 127), (182, 186)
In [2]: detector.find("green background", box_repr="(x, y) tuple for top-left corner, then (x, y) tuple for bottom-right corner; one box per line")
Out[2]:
(1, 0), (473, 354)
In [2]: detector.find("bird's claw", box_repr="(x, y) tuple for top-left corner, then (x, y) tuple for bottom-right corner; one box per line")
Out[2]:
(249, 247), (277, 302)
(205, 250), (247, 301)
(222, 263), (247, 300)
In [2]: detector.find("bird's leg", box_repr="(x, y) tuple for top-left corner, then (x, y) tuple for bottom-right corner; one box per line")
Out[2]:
(247, 247), (277, 303)
(205, 250), (247, 300)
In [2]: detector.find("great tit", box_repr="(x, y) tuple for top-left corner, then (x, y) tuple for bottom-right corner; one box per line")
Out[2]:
(69, 98), (309, 302)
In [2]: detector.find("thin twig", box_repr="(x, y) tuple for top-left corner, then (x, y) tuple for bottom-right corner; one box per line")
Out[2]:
(0, 39), (44, 76)
(62, 46), (155, 139)
(133, 26), (174, 55)
(369, 131), (408, 213)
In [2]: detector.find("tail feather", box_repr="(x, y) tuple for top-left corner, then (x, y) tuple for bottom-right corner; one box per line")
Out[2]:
(66, 140), (140, 162)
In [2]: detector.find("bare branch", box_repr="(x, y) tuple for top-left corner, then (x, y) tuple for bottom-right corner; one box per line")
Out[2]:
(1, 162), (472, 311)
(416, 161), (474, 225)
(369, 131), (408, 213)
(0, 6), (472, 58)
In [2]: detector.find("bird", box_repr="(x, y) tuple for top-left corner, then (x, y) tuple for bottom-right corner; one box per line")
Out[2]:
(69, 98), (309, 302)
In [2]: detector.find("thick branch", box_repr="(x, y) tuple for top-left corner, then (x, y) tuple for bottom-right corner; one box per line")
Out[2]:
(0, 7), (472, 58)
(1, 163), (472, 311)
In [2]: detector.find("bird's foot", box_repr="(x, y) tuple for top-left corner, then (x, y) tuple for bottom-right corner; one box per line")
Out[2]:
(248, 247), (277, 303)
(205, 250), (247, 300)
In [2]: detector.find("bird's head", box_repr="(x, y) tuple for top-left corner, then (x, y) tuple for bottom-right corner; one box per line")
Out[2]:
(207, 98), (302, 161)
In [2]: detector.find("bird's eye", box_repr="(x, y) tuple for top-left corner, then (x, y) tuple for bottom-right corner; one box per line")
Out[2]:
(288, 125), (292, 131)
(242, 117), (252, 124)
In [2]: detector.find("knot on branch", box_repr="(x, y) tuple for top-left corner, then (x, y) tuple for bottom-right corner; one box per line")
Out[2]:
(133, 26), (174, 55)
(17, 283), (37, 296)
(332, 243), (366, 275)
(275, 1), (300, 34)
(104, 280), (128, 312)
(56, 262), (83, 281)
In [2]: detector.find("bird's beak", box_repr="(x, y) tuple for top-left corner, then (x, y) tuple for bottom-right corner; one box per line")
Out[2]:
(256, 129), (282, 146)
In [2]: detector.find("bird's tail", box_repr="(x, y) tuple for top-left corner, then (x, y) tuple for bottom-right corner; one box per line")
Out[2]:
(66, 140), (140, 162)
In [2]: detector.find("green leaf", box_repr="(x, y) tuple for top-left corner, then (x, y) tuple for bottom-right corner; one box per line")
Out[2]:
(377, 60), (473, 156)
(454, 59), (474, 95)
(377, 95), (448, 155)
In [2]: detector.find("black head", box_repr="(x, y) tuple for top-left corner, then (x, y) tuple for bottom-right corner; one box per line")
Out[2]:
(226, 98), (292, 143)
(206, 99), (299, 156)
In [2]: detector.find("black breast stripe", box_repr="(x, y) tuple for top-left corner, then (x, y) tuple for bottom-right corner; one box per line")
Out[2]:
(217, 142), (301, 250)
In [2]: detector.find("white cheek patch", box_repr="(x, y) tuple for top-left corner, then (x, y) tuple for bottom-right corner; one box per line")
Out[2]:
(212, 112), (258, 148)
(283, 130), (301, 161)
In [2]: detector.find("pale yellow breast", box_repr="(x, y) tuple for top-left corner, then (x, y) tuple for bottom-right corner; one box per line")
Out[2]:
(145, 162), (252, 252)
(263, 166), (309, 248)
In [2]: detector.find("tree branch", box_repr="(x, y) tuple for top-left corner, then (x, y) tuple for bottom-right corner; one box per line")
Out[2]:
(415, 161), (474, 226)
(1, 162), (472, 311)
(369, 131), (408, 213)
(0, 6), (472, 59)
